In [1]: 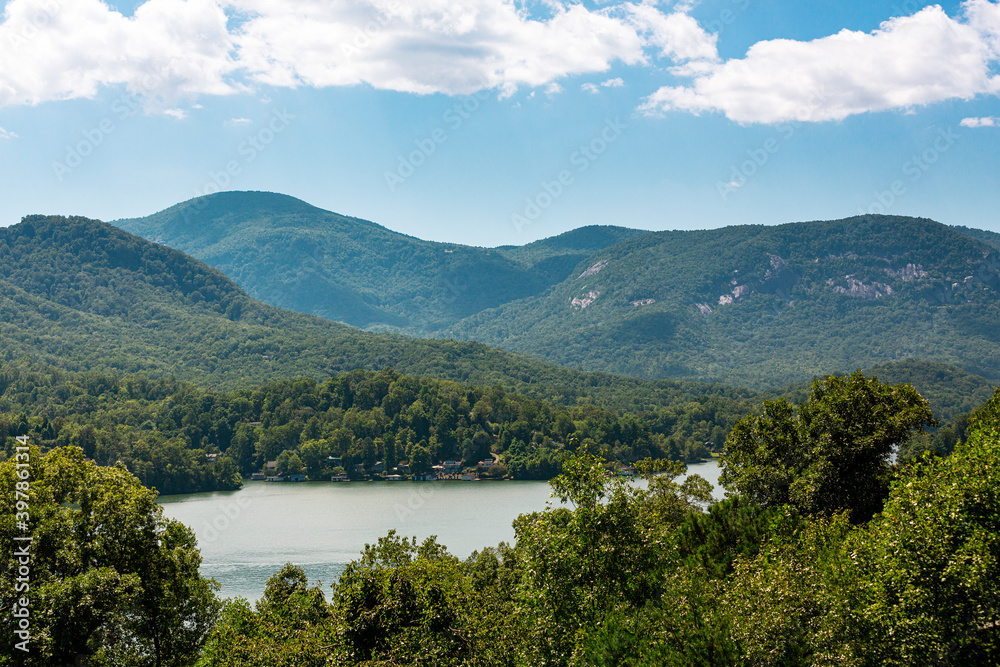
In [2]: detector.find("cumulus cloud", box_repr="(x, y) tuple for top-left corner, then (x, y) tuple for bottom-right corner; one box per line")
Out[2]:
(0, 126), (17, 139)
(0, 0), (707, 108)
(229, 0), (650, 97)
(961, 115), (999, 126)
(4, 0), (995, 124)
(582, 77), (625, 94)
(0, 0), (238, 112)
(640, 0), (1000, 123)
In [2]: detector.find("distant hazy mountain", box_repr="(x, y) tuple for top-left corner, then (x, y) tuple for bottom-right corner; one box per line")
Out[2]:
(113, 193), (1000, 390)
(443, 215), (1000, 388)
(114, 192), (646, 332)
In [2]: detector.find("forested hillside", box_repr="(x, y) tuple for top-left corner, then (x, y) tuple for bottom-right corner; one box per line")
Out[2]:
(115, 194), (1000, 390)
(1, 357), (989, 494)
(0, 361), (755, 494)
(114, 192), (645, 331)
(446, 215), (1000, 388)
(0, 214), (748, 412)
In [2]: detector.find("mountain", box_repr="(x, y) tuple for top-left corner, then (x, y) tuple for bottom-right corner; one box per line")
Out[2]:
(443, 215), (1000, 388)
(0, 214), (747, 412)
(113, 192), (646, 332)
(953, 224), (1000, 250)
(772, 359), (997, 424)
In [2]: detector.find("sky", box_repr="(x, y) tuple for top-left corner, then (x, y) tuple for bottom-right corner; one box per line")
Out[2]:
(0, 0), (998, 247)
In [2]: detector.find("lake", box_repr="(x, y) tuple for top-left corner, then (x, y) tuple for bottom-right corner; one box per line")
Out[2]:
(158, 459), (725, 602)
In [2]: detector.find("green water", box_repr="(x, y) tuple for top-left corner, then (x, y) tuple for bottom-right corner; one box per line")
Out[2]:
(158, 460), (723, 601)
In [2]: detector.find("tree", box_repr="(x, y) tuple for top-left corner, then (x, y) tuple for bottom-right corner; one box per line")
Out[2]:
(0, 445), (220, 666)
(409, 444), (432, 476)
(331, 532), (470, 666)
(849, 388), (1000, 665)
(275, 449), (305, 476)
(721, 371), (935, 523)
(200, 564), (333, 667)
(513, 451), (711, 665)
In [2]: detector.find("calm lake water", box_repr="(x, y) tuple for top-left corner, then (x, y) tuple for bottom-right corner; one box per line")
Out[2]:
(158, 459), (724, 602)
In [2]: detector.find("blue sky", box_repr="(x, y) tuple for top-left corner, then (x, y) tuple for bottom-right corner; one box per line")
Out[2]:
(0, 0), (998, 246)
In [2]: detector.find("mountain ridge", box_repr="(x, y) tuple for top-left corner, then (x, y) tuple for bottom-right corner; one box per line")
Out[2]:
(442, 215), (1000, 387)
(115, 192), (646, 331)
(0, 213), (753, 412)
(112, 192), (1000, 389)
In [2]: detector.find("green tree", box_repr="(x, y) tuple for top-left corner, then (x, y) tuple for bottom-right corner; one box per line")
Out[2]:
(0, 446), (220, 666)
(331, 532), (470, 666)
(199, 564), (333, 667)
(409, 444), (432, 476)
(849, 388), (1000, 665)
(512, 451), (711, 665)
(721, 371), (935, 523)
(274, 449), (305, 476)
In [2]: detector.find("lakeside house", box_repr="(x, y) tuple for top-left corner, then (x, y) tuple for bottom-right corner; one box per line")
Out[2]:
(288, 474), (306, 482)
(442, 460), (462, 474)
(250, 472), (266, 481)
(386, 474), (404, 482)
(461, 472), (477, 481)
(413, 472), (437, 481)
(265, 475), (285, 482)
(331, 473), (349, 482)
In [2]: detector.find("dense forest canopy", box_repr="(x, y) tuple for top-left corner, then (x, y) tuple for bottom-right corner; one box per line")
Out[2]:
(0, 359), (987, 494)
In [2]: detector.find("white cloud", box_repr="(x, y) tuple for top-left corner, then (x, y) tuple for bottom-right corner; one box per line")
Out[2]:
(961, 116), (999, 126)
(0, 0), (713, 109)
(0, 0), (238, 112)
(545, 82), (564, 96)
(0, 126), (17, 139)
(228, 116), (253, 125)
(230, 0), (650, 97)
(582, 77), (625, 94)
(640, 0), (1000, 123)
(6, 0), (995, 123)
(626, 3), (718, 62)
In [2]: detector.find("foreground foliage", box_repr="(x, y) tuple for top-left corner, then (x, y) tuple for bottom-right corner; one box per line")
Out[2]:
(0, 447), (220, 666)
(200, 384), (1000, 666)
